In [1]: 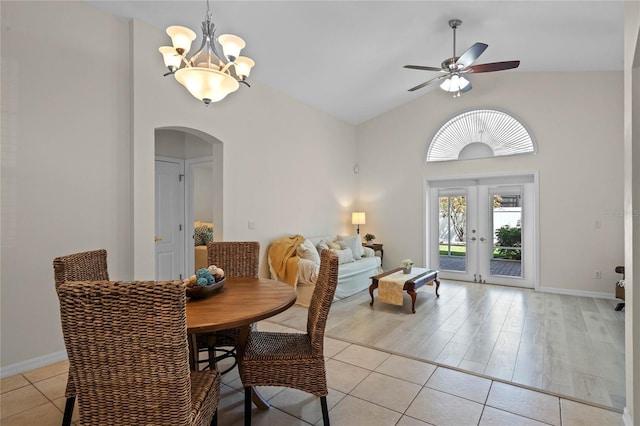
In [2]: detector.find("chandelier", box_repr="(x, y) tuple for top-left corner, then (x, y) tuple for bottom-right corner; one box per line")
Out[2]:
(158, 0), (254, 105)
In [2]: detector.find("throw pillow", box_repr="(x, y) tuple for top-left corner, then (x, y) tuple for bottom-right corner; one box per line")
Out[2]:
(336, 235), (364, 260)
(297, 238), (321, 265)
(327, 241), (341, 250)
(316, 239), (330, 253)
(194, 225), (213, 246)
(362, 246), (375, 258)
(203, 227), (213, 243)
(330, 248), (355, 265)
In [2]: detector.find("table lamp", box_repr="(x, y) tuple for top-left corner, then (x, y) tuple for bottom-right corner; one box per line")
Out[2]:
(352, 212), (366, 234)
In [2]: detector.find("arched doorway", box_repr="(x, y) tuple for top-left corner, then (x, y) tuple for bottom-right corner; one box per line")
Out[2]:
(154, 127), (223, 279)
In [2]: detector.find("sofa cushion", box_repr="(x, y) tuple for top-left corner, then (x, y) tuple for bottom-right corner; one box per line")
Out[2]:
(330, 248), (355, 264)
(297, 238), (321, 265)
(337, 235), (364, 260)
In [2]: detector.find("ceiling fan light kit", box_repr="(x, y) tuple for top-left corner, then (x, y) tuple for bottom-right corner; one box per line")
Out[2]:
(159, 0), (255, 105)
(404, 19), (520, 97)
(440, 74), (470, 97)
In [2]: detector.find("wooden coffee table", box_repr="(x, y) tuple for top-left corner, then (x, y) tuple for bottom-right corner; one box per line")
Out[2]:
(369, 267), (440, 313)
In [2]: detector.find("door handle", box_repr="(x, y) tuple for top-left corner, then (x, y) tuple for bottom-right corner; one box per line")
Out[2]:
(470, 237), (476, 241)
(154, 236), (164, 242)
(480, 237), (486, 242)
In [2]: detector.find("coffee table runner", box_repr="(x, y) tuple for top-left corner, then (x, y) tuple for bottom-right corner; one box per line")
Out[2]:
(378, 268), (428, 306)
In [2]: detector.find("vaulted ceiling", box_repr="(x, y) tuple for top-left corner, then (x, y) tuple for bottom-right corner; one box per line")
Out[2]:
(89, 1), (624, 124)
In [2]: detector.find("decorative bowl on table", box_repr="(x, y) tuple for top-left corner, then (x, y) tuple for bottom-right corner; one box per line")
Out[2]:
(184, 265), (226, 300)
(186, 277), (226, 299)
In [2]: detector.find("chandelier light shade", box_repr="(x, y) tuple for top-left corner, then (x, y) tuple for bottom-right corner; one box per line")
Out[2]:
(174, 68), (240, 103)
(234, 56), (255, 80)
(159, 0), (254, 105)
(218, 34), (245, 61)
(352, 211), (366, 234)
(166, 26), (197, 55)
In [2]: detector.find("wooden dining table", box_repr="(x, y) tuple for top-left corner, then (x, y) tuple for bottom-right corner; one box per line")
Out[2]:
(186, 277), (296, 409)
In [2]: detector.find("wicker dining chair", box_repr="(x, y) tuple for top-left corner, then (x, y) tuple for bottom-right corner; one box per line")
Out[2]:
(197, 241), (260, 372)
(56, 279), (220, 426)
(53, 249), (109, 426)
(238, 250), (338, 426)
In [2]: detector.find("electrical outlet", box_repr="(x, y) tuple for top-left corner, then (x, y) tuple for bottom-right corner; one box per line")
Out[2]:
(248, 221), (255, 230)
(595, 270), (601, 279)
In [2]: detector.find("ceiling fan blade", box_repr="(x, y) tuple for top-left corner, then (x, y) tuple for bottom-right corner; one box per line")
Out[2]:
(408, 74), (448, 92)
(468, 60), (520, 73)
(404, 65), (444, 72)
(456, 42), (488, 68)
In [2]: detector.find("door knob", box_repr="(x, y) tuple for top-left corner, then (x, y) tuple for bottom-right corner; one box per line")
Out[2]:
(470, 237), (476, 241)
(154, 236), (163, 242)
(480, 237), (486, 242)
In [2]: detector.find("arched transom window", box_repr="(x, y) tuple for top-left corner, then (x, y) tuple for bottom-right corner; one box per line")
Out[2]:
(427, 109), (536, 162)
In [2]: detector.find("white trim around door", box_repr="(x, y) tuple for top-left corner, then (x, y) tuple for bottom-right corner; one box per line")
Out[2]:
(426, 172), (539, 289)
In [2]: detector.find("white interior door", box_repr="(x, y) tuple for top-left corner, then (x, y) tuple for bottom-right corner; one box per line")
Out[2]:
(155, 159), (185, 280)
(428, 175), (537, 288)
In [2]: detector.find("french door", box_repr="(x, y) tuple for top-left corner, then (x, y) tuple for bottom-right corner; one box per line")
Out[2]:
(428, 175), (536, 288)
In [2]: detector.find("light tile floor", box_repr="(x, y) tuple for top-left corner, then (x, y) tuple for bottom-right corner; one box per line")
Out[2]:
(270, 280), (626, 410)
(1, 321), (624, 425)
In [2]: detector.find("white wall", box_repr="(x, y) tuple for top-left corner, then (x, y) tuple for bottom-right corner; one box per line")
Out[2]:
(1, 1), (132, 369)
(194, 164), (214, 222)
(0, 2), (357, 371)
(624, 2), (640, 424)
(155, 129), (186, 158)
(356, 71), (624, 295)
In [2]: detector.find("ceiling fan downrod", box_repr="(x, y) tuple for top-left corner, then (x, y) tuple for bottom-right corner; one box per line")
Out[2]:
(449, 19), (462, 59)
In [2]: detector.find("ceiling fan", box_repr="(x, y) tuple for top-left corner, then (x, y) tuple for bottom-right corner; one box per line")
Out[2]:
(404, 19), (520, 97)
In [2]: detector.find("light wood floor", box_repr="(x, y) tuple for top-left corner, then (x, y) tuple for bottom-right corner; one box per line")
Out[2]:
(269, 279), (626, 411)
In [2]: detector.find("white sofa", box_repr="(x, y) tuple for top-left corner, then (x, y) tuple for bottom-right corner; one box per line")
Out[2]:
(269, 234), (382, 307)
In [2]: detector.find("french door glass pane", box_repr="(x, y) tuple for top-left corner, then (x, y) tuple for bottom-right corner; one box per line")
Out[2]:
(491, 193), (522, 277)
(439, 195), (466, 272)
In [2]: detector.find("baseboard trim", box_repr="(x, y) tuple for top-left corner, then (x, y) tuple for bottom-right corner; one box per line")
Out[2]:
(1, 350), (67, 379)
(623, 407), (633, 426)
(538, 286), (616, 300)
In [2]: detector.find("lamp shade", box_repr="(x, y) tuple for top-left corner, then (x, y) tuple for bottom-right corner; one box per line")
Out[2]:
(218, 34), (245, 61)
(174, 68), (240, 103)
(234, 56), (255, 79)
(351, 212), (366, 225)
(458, 75), (470, 89)
(159, 46), (182, 70)
(166, 26), (197, 55)
(440, 74), (470, 92)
